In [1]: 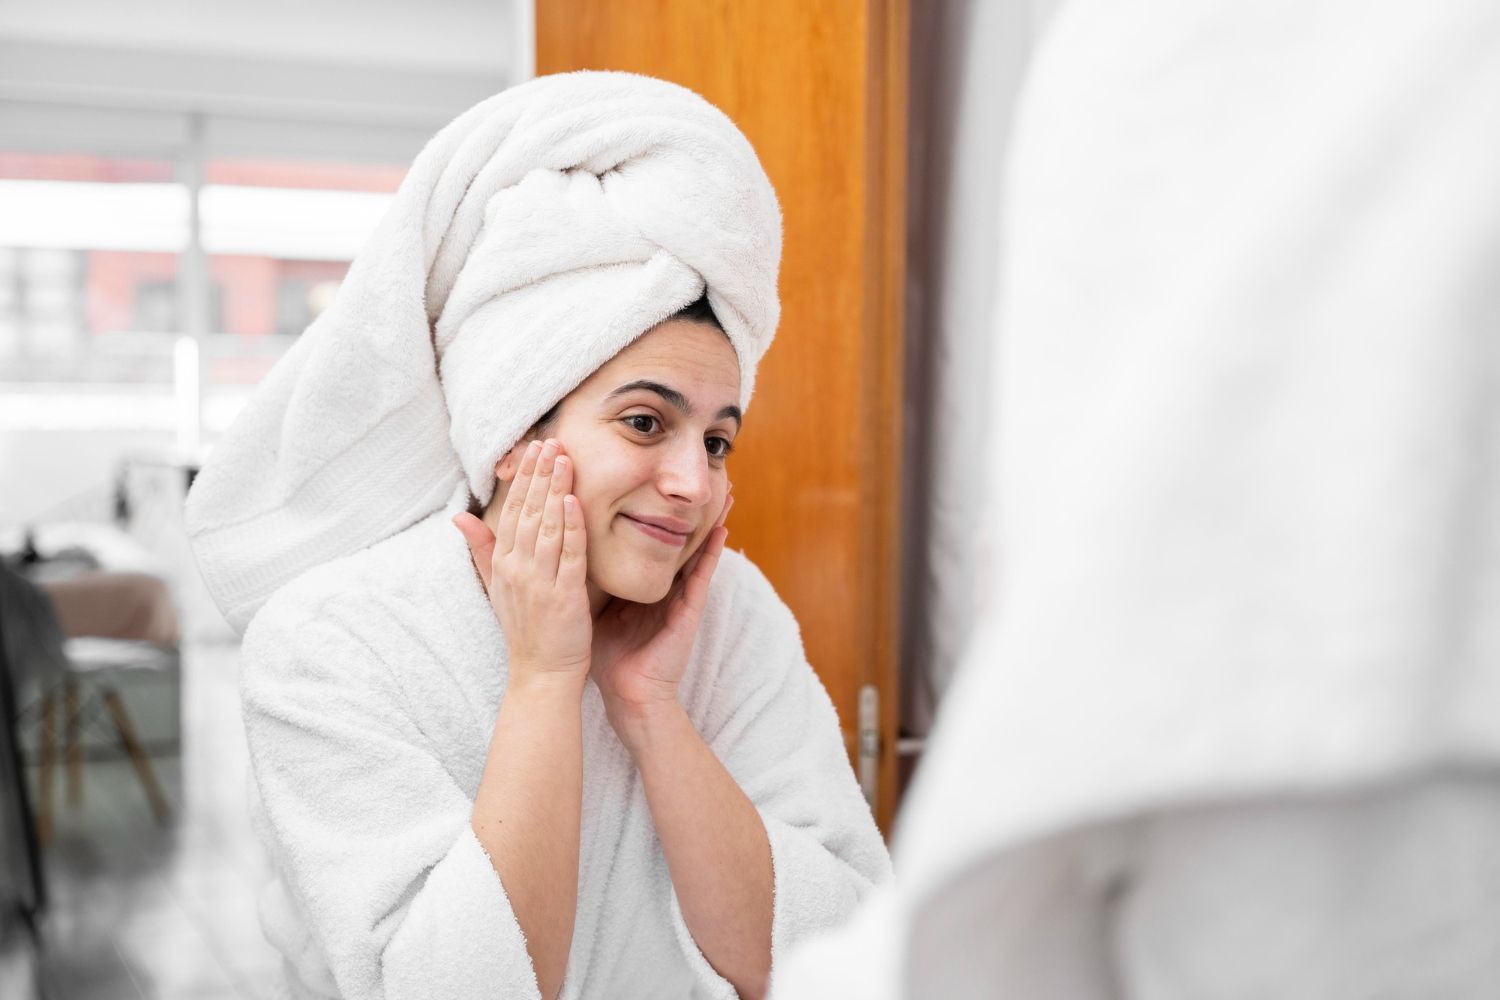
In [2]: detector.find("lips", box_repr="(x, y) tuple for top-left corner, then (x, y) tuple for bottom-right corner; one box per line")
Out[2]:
(621, 512), (693, 546)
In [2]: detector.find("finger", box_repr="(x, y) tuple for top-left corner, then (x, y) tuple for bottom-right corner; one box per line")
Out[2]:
(559, 493), (588, 589)
(535, 453), (571, 578)
(513, 439), (558, 559)
(679, 543), (705, 585)
(451, 513), (496, 591)
(680, 524), (728, 614)
(497, 440), (542, 555)
(680, 494), (734, 582)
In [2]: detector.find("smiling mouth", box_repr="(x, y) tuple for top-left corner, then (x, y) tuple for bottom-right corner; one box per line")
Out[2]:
(620, 513), (692, 546)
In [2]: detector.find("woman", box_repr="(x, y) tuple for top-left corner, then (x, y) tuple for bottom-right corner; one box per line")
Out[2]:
(184, 72), (890, 1000)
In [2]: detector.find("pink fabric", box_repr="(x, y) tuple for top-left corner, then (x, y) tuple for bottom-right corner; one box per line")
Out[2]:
(39, 571), (179, 647)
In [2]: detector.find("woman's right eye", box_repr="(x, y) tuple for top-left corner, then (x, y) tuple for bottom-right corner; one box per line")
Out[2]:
(625, 414), (660, 435)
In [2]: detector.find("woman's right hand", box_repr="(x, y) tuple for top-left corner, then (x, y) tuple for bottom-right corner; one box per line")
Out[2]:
(452, 438), (593, 684)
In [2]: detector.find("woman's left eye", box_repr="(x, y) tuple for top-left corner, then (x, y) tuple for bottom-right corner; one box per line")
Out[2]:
(706, 436), (733, 459)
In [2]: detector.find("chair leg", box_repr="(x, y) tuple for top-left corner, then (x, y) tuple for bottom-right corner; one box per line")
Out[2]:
(37, 693), (55, 848)
(65, 678), (82, 809)
(100, 688), (171, 825)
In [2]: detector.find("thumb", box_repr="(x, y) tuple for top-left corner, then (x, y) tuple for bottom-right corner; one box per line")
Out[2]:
(679, 525), (727, 617)
(452, 513), (496, 590)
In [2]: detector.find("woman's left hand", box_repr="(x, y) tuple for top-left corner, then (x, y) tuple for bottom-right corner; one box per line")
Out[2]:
(591, 491), (734, 736)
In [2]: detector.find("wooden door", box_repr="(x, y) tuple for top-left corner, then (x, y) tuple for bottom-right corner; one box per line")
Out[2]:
(538, 0), (909, 830)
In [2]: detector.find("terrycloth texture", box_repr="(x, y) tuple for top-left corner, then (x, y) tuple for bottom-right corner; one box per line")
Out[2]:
(779, 771), (1500, 1000)
(774, 0), (1500, 996)
(184, 71), (781, 635)
(1104, 772), (1500, 999)
(240, 482), (890, 1000)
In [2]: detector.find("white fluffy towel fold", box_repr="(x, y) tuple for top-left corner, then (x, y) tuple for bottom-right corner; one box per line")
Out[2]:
(183, 71), (782, 635)
(772, 1), (1500, 996)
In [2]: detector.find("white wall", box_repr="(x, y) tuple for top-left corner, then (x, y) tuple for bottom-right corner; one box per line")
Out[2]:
(0, 0), (520, 75)
(0, 0), (527, 158)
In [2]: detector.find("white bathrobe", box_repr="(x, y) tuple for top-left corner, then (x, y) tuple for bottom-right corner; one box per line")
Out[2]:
(239, 483), (891, 1000)
(774, 0), (1500, 996)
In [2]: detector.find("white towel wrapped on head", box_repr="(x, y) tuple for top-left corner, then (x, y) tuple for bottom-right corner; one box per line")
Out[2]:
(184, 70), (782, 636)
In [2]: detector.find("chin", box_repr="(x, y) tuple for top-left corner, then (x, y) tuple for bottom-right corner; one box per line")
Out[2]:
(592, 565), (676, 605)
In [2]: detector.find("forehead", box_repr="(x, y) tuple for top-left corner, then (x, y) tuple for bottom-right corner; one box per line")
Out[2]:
(585, 319), (741, 398)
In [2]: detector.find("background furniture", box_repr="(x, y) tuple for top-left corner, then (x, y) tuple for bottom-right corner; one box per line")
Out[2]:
(0, 564), (51, 936)
(28, 637), (176, 843)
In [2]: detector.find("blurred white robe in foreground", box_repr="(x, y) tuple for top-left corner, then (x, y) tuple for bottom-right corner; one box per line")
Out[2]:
(774, 0), (1500, 996)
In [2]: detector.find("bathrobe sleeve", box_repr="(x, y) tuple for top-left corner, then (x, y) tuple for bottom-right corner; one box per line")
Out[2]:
(239, 591), (542, 1000)
(667, 551), (895, 996)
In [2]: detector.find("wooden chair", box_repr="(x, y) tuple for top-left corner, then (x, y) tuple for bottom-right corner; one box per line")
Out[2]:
(35, 638), (176, 838)
(1, 562), (174, 846)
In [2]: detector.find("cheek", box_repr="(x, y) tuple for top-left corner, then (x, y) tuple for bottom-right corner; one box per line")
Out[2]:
(564, 445), (634, 546)
(569, 440), (652, 512)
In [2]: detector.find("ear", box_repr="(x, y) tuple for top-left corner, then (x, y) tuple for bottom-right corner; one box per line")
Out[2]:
(495, 440), (529, 483)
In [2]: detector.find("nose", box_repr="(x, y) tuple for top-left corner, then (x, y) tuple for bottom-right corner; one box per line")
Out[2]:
(656, 436), (714, 507)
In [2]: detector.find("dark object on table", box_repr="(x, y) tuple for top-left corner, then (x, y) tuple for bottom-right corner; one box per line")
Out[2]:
(16, 529), (41, 569)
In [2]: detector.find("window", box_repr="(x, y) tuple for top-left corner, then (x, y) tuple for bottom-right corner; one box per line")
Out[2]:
(199, 157), (404, 387)
(0, 154), (184, 386)
(0, 151), (403, 432)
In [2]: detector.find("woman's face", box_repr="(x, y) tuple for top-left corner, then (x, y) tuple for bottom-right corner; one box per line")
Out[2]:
(492, 317), (741, 605)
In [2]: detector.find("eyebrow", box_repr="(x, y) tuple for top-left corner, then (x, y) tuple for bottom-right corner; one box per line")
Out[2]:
(606, 379), (742, 429)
